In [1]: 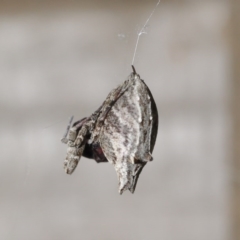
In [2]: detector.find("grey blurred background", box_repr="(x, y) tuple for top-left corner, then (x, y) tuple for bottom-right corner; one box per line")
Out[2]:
(0, 0), (239, 239)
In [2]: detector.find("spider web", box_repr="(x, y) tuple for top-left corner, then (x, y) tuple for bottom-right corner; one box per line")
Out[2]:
(132, 0), (161, 65)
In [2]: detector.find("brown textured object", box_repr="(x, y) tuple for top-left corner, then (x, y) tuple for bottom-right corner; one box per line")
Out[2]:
(61, 66), (158, 194)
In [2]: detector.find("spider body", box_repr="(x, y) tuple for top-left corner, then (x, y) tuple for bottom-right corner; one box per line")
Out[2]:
(62, 66), (158, 194)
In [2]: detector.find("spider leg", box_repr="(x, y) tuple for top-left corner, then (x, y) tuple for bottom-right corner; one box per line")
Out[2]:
(73, 124), (89, 148)
(64, 119), (91, 174)
(61, 116), (74, 144)
(97, 79), (130, 123)
(89, 79), (131, 143)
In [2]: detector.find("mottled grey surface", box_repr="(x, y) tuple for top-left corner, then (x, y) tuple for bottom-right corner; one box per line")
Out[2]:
(0, 1), (231, 240)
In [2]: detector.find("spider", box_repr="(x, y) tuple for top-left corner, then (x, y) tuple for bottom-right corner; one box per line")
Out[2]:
(61, 66), (158, 194)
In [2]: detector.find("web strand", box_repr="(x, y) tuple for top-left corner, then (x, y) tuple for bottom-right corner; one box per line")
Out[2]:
(131, 0), (161, 66)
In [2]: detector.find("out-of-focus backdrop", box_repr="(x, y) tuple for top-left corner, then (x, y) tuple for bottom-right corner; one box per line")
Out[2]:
(1, 0), (239, 240)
